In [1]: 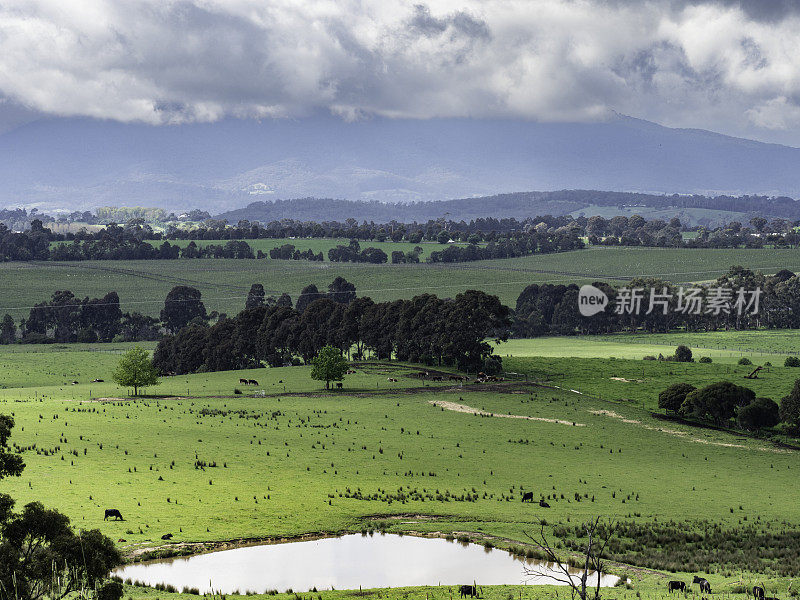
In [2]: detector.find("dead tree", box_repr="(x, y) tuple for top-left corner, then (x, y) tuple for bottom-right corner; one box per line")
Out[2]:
(523, 517), (616, 600)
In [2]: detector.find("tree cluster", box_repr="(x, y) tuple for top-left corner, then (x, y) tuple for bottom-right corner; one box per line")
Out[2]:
(153, 282), (510, 375)
(658, 380), (781, 431)
(328, 240), (388, 264)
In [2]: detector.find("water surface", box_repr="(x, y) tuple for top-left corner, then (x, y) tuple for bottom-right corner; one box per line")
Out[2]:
(115, 534), (619, 593)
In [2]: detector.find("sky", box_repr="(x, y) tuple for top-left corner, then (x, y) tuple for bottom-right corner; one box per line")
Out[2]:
(2, 0), (800, 145)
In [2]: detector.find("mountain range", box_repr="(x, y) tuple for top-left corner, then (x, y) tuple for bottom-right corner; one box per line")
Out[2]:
(0, 113), (799, 215)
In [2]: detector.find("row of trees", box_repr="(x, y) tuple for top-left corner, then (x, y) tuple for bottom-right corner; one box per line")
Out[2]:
(657, 378), (800, 433)
(513, 266), (800, 336)
(153, 288), (510, 375)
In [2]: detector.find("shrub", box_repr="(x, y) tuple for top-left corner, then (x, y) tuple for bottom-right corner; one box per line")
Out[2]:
(699, 356), (712, 363)
(642, 355), (656, 361)
(737, 397), (780, 430)
(674, 345), (693, 363)
(658, 383), (696, 413)
(785, 357), (800, 367)
(738, 357), (753, 366)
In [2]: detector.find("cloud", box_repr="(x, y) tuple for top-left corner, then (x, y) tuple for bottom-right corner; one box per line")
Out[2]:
(1, 0), (800, 142)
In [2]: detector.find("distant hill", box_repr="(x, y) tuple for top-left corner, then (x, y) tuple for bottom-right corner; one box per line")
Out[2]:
(1, 113), (800, 215)
(216, 191), (800, 227)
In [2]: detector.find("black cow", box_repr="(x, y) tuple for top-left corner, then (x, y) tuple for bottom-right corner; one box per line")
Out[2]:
(459, 585), (477, 598)
(668, 581), (686, 593)
(248, 379), (259, 386)
(753, 586), (765, 600)
(693, 577), (711, 593)
(161, 533), (173, 540)
(521, 492), (534, 503)
(539, 499), (550, 508)
(104, 509), (123, 521)
(239, 378), (248, 384)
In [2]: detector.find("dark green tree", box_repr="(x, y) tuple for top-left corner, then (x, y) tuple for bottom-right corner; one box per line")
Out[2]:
(295, 284), (322, 314)
(658, 383), (696, 413)
(681, 381), (755, 424)
(780, 379), (800, 428)
(310, 345), (349, 390)
(160, 285), (207, 333)
(328, 277), (356, 304)
(0, 315), (14, 344)
(674, 345), (693, 362)
(737, 397), (780, 430)
(245, 284), (266, 309)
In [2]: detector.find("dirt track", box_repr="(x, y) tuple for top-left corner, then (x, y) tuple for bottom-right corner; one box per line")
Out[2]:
(429, 400), (586, 426)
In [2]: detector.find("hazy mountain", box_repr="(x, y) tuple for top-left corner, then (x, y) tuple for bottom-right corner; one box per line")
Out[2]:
(1, 113), (799, 214)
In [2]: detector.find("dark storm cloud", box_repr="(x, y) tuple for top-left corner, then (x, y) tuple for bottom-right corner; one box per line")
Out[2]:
(0, 0), (799, 141)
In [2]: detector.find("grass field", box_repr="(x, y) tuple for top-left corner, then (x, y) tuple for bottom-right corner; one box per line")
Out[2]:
(0, 343), (799, 591)
(497, 330), (800, 364)
(3, 246), (800, 319)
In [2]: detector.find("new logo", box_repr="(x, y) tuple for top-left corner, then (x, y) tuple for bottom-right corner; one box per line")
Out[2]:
(578, 285), (608, 317)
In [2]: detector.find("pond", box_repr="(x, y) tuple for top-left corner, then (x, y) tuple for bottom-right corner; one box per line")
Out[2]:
(114, 534), (620, 593)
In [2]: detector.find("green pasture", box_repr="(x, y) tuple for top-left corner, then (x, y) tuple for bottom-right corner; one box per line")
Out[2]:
(2, 246), (800, 319)
(503, 355), (800, 414)
(497, 330), (800, 364)
(0, 344), (798, 585)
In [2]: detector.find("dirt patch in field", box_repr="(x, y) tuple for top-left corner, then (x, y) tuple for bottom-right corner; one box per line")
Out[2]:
(589, 409), (787, 453)
(430, 400), (585, 426)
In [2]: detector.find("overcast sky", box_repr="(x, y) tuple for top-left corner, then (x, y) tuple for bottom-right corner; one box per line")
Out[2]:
(2, 0), (800, 145)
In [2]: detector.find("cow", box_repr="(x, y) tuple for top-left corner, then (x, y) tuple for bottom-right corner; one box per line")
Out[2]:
(521, 492), (534, 503)
(693, 577), (711, 593)
(161, 533), (173, 540)
(752, 586), (765, 600)
(92, 379), (104, 383)
(668, 581), (686, 593)
(239, 378), (249, 384)
(104, 509), (124, 521)
(539, 499), (550, 508)
(248, 379), (259, 386)
(336, 383), (343, 389)
(71, 381), (79, 385)
(118, 538), (127, 542)
(459, 585), (477, 598)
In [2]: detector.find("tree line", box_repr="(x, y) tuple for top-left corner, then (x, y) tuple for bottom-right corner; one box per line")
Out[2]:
(513, 266), (800, 336)
(153, 283), (510, 376)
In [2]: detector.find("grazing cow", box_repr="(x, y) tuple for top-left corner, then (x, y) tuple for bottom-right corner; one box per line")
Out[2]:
(118, 538), (127, 542)
(71, 381), (79, 385)
(693, 577), (711, 593)
(539, 499), (550, 508)
(104, 509), (123, 521)
(459, 585), (477, 598)
(668, 581), (686, 593)
(521, 491), (534, 503)
(161, 533), (173, 540)
(336, 383), (343, 389)
(239, 378), (248, 384)
(248, 379), (259, 386)
(92, 379), (104, 383)
(753, 586), (765, 600)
